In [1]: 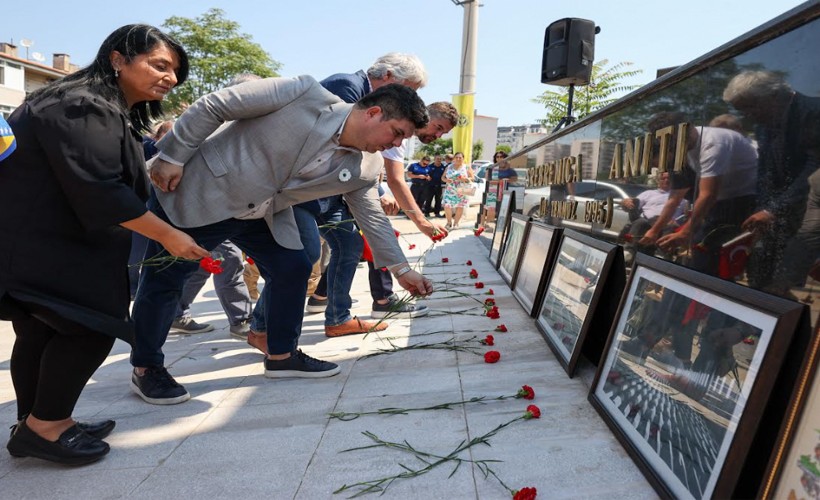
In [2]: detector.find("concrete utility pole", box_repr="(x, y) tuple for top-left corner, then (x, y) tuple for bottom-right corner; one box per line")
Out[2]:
(456, 0), (479, 94)
(450, 0), (480, 165)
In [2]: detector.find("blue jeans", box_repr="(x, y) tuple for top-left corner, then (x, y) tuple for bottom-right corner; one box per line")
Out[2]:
(131, 192), (312, 366)
(251, 197), (362, 329)
(250, 205), (322, 332)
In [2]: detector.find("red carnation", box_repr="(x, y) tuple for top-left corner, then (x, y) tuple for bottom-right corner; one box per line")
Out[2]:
(481, 334), (494, 346)
(484, 350), (501, 363)
(517, 385), (535, 400)
(487, 289), (495, 295)
(474, 226), (485, 236)
(394, 230), (401, 237)
(475, 281), (485, 289)
(408, 244), (416, 250)
(431, 231), (446, 242)
(466, 260), (473, 265)
(512, 487), (537, 500)
(484, 298), (495, 306)
(469, 268), (478, 279)
(245, 256), (255, 265)
(495, 324), (508, 332)
(524, 405), (541, 419)
(442, 257), (449, 263)
(486, 306), (500, 319)
(199, 257), (224, 274)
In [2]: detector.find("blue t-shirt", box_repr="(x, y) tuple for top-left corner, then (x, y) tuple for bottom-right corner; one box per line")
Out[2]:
(497, 167), (518, 180)
(428, 164), (446, 186)
(407, 162), (431, 184)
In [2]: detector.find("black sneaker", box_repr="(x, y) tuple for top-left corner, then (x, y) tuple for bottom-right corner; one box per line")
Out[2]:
(371, 294), (429, 319)
(264, 349), (340, 378)
(131, 367), (191, 405)
(170, 316), (214, 334)
(305, 296), (328, 314)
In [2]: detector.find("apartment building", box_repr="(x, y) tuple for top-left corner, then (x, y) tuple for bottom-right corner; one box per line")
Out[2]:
(0, 42), (76, 118)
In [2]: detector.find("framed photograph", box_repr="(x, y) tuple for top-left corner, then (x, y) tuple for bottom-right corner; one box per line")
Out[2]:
(535, 230), (623, 376)
(759, 315), (820, 500)
(490, 190), (516, 268)
(589, 254), (805, 500)
(511, 222), (562, 317)
(498, 213), (530, 286)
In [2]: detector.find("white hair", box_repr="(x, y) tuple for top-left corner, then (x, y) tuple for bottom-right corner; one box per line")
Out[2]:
(723, 70), (791, 104)
(367, 52), (428, 88)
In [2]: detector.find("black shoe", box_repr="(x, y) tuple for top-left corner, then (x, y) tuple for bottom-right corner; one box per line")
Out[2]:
(131, 367), (191, 405)
(7, 421), (109, 465)
(264, 349), (341, 378)
(305, 296), (328, 314)
(10, 419), (115, 440)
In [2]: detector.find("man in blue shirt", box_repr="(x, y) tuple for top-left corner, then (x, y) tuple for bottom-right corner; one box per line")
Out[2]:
(424, 154), (446, 217)
(407, 156), (432, 208)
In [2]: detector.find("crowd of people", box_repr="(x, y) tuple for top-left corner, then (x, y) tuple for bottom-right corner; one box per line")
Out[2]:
(0, 24), (479, 466)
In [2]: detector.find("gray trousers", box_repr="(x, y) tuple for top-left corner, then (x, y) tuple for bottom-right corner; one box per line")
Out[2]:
(177, 241), (252, 326)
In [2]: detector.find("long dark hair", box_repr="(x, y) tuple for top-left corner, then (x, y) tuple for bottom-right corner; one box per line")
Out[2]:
(27, 24), (188, 132)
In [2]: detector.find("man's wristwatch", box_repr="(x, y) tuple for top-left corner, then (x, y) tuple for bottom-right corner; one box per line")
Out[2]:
(393, 265), (413, 278)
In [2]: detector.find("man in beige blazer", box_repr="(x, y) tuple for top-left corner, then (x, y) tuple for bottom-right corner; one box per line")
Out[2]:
(130, 76), (432, 405)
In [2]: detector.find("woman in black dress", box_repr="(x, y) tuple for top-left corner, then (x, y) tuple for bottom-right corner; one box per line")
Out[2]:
(0, 24), (209, 465)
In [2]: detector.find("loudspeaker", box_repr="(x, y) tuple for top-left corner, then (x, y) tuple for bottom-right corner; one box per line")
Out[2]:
(541, 18), (597, 86)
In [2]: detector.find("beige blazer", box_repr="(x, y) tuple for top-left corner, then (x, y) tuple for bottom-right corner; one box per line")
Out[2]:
(155, 75), (405, 267)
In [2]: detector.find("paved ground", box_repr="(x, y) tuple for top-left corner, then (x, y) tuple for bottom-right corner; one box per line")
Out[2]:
(0, 214), (656, 499)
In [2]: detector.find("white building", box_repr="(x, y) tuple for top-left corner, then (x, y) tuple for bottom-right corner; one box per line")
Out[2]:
(0, 42), (76, 118)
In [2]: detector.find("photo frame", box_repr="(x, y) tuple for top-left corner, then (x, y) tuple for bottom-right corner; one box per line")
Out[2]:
(758, 314), (820, 500)
(535, 230), (623, 376)
(511, 222), (562, 317)
(498, 213), (530, 286)
(589, 254), (806, 500)
(490, 190), (515, 268)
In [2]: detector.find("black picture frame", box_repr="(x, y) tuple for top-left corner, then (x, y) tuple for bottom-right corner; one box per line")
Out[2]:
(498, 213), (530, 287)
(511, 222), (562, 317)
(490, 190), (515, 269)
(535, 230), (623, 376)
(589, 253), (806, 500)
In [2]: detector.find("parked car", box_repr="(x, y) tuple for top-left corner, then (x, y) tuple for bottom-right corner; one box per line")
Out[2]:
(523, 180), (648, 239)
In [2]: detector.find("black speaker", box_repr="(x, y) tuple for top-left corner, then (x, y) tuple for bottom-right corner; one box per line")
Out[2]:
(541, 18), (597, 86)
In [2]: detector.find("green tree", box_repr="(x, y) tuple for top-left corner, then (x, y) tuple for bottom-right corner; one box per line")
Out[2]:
(533, 59), (643, 128)
(495, 144), (512, 155)
(162, 8), (282, 113)
(417, 138), (452, 158)
(472, 139), (484, 163)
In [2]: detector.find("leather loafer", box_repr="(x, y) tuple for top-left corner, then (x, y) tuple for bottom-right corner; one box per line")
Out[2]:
(247, 329), (267, 354)
(10, 419), (115, 440)
(77, 420), (116, 440)
(325, 316), (388, 338)
(7, 421), (110, 465)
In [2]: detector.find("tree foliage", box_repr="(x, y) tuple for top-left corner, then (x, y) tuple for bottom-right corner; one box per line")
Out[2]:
(472, 139), (484, 162)
(533, 59), (643, 128)
(495, 144), (512, 155)
(162, 8), (281, 113)
(415, 138), (484, 161)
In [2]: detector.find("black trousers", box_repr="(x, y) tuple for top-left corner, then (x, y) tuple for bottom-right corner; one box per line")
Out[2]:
(423, 185), (443, 215)
(10, 313), (115, 421)
(410, 183), (427, 209)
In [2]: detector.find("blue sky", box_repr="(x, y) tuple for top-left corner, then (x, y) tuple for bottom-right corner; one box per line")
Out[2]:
(0, 0), (807, 125)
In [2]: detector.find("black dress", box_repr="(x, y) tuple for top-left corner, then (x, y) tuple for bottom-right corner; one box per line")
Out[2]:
(0, 88), (150, 344)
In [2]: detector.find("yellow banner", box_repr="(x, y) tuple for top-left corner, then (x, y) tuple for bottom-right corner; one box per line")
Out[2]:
(451, 93), (474, 166)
